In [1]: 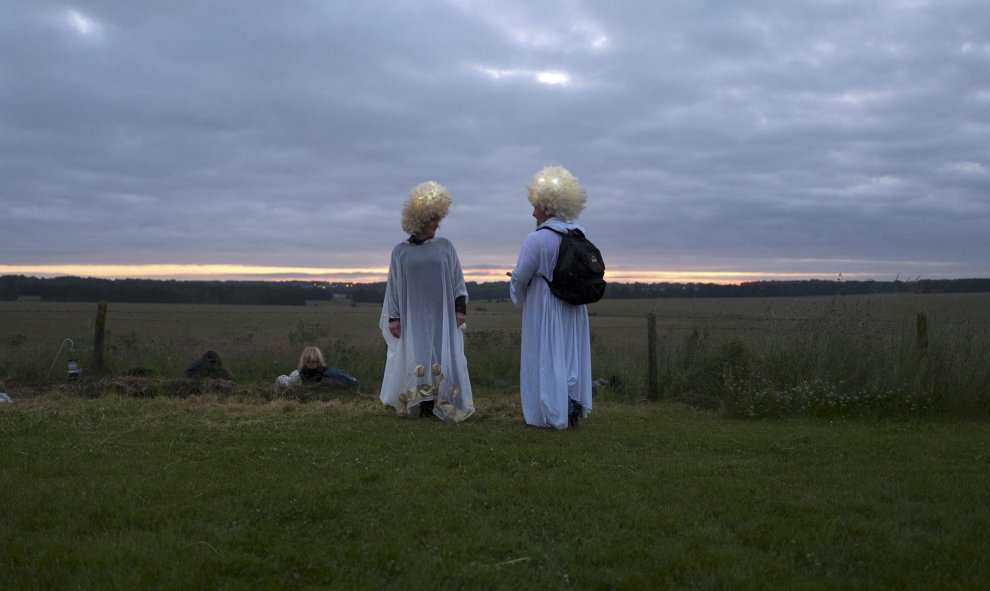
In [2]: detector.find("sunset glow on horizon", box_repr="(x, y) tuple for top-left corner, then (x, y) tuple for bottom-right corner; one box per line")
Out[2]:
(0, 264), (869, 285)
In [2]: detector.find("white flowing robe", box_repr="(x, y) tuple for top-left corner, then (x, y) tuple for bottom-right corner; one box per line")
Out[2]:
(510, 218), (593, 429)
(379, 236), (475, 422)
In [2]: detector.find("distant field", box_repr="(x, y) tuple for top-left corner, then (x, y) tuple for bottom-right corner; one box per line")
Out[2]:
(2, 293), (989, 416)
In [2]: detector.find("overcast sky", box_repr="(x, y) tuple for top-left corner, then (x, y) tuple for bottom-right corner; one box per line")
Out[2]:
(2, 1), (988, 284)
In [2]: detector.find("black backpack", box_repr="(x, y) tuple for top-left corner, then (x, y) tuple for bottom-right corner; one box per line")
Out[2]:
(537, 226), (606, 305)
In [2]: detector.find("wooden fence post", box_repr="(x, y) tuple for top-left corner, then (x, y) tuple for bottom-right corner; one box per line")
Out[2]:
(647, 312), (658, 401)
(915, 312), (928, 355)
(92, 301), (108, 377)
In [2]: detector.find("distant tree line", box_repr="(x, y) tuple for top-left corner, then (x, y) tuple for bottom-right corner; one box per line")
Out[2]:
(602, 278), (990, 299)
(2, 275), (988, 305)
(0, 276), (332, 306)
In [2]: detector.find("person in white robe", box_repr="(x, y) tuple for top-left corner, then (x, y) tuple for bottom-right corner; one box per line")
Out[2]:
(379, 181), (475, 422)
(510, 166), (593, 430)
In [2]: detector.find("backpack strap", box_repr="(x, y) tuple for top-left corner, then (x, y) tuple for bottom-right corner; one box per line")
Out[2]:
(538, 226), (584, 238)
(533, 226), (579, 286)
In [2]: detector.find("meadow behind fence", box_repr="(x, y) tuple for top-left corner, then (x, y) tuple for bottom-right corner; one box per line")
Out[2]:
(2, 292), (988, 418)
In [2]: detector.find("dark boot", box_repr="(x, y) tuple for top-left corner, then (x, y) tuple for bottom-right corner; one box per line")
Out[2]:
(419, 399), (435, 418)
(567, 398), (581, 429)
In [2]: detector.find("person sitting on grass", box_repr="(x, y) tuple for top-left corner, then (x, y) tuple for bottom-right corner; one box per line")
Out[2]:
(275, 346), (358, 389)
(185, 350), (234, 380)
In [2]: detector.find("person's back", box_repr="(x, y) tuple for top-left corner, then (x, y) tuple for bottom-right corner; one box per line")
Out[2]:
(378, 181), (475, 422)
(186, 350), (233, 380)
(509, 166), (593, 430)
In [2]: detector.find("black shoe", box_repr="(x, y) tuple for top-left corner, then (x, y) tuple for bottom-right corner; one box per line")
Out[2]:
(419, 400), (435, 418)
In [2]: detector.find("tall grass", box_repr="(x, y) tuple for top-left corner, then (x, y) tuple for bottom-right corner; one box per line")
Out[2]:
(622, 298), (990, 419)
(1, 295), (988, 417)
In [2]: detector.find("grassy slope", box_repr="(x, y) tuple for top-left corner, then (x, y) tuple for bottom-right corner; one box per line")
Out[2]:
(2, 392), (989, 589)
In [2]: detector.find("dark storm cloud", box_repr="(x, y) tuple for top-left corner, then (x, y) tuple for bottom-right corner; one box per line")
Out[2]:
(1, 0), (988, 280)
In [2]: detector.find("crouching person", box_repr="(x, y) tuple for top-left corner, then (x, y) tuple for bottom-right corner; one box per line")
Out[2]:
(186, 350), (234, 380)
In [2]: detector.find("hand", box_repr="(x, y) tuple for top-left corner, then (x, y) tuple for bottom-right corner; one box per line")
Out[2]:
(389, 319), (401, 338)
(456, 312), (466, 327)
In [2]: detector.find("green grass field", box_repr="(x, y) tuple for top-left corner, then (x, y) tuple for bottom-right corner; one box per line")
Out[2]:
(2, 393), (989, 589)
(2, 295), (989, 587)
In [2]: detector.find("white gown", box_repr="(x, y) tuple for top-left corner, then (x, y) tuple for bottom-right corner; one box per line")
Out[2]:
(510, 218), (593, 429)
(379, 236), (475, 422)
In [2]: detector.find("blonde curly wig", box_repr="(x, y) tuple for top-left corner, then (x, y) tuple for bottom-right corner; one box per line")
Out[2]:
(401, 181), (452, 235)
(526, 166), (586, 221)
